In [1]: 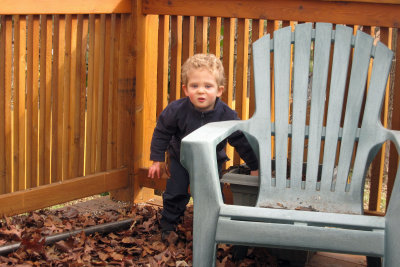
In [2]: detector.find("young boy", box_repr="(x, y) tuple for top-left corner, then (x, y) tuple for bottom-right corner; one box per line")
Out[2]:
(148, 53), (258, 240)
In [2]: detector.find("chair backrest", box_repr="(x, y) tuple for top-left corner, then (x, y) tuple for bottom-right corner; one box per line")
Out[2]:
(246, 23), (393, 214)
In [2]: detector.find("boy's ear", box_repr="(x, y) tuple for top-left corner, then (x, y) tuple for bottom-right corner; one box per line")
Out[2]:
(182, 84), (189, 96)
(217, 86), (224, 97)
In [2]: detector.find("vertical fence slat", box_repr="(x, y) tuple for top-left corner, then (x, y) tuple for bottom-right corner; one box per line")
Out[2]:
(222, 17), (235, 169)
(93, 15), (103, 173)
(44, 15), (53, 185)
(98, 14), (107, 172)
(5, 16), (12, 192)
(157, 15), (169, 118)
(387, 28), (400, 208)
(195, 16), (208, 54)
(51, 15), (59, 183)
(68, 15), (78, 179)
(31, 15), (40, 187)
(209, 17), (221, 58)
(38, 15), (46, 186)
(101, 14), (111, 172)
(169, 16), (182, 102)
(18, 15), (27, 190)
(79, 15), (88, 176)
(116, 14), (127, 168)
(85, 14), (95, 175)
(222, 18), (234, 106)
(111, 14), (120, 169)
(26, 15), (33, 189)
(0, 16), (5, 194)
(62, 15), (71, 180)
(106, 14), (115, 171)
(57, 15), (66, 181)
(182, 16), (193, 64)
(234, 18), (250, 165)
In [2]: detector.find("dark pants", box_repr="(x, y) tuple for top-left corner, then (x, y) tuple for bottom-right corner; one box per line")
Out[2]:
(160, 157), (191, 232)
(160, 157), (222, 232)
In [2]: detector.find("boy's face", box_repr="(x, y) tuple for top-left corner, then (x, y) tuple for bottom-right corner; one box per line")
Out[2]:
(183, 68), (224, 112)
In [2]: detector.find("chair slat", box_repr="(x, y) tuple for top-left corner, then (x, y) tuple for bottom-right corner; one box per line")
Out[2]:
(290, 23), (312, 189)
(335, 30), (373, 192)
(251, 35), (273, 202)
(305, 23), (332, 190)
(273, 26), (292, 189)
(320, 25), (353, 192)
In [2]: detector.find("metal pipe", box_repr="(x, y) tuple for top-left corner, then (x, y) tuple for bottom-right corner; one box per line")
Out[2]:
(0, 218), (134, 256)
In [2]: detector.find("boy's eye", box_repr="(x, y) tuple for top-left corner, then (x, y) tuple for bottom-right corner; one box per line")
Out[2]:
(205, 85), (212, 88)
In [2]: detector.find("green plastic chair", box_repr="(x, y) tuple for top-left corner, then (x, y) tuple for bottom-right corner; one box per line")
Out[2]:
(181, 23), (399, 266)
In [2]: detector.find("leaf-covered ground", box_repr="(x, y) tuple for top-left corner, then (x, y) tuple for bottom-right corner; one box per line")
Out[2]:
(0, 201), (279, 266)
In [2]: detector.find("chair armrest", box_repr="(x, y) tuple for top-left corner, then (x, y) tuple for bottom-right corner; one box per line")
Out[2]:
(181, 120), (246, 204)
(386, 130), (400, 219)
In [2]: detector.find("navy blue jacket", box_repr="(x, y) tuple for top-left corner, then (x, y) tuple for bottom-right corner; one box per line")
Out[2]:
(150, 97), (258, 170)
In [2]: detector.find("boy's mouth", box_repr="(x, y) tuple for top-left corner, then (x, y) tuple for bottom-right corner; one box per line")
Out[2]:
(198, 97), (206, 102)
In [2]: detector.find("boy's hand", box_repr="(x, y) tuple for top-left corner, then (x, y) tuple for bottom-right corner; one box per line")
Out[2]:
(250, 170), (259, 176)
(148, 161), (170, 179)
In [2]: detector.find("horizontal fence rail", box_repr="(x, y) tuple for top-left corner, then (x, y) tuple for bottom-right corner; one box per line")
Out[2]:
(0, 12), (134, 197)
(139, 0), (400, 214)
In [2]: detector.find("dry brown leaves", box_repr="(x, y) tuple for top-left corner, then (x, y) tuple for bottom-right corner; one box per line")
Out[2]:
(0, 204), (278, 266)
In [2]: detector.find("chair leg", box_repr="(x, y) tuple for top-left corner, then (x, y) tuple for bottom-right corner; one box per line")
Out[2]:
(192, 206), (218, 267)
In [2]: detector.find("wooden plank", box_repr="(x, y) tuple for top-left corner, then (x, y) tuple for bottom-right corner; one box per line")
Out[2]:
(195, 16), (208, 54)
(44, 15), (53, 185)
(222, 18), (235, 106)
(91, 15), (101, 173)
(222, 18), (235, 169)
(62, 15), (71, 180)
(115, 15), (126, 168)
(18, 15), (26, 190)
(106, 14), (115, 171)
(132, 5), (159, 202)
(12, 15), (20, 191)
(68, 15), (79, 179)
(234, 18), (249, 165)
(157, 15), (169, 118)
(209, 17), (221, 58)
(169, 16), (182, 101)
(110, 14), (120, 170)
(142, 0), (400, 28)
(101, 14), (111, 172)
(31, 15), (40, 187)
(26, 15), (33, 189)
(79, 16), (89, 176)
(137, 168), (167, 191)
(0, 0), (131, 14)
(57, 15), (65, 181)
(387, 28), (400, 209)
(324, 0), (400, 4)
(182, 16), (194, 64)
(5, 16), (13, 193)
(85, 14), (95, 175)
(95, 14), (106, 173)
(51, 15), (60, 183)
(0, 16), (5, 194)
(0, 168), (128, 217)
(38, 15), (47, 186)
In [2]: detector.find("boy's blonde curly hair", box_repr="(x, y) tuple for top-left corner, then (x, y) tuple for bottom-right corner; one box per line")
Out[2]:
(181, 53), (225, 87)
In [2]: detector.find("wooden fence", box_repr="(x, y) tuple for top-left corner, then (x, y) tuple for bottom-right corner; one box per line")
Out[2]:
(0, 0), (135, 215)
(0, 0), (399, 216)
